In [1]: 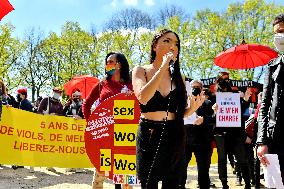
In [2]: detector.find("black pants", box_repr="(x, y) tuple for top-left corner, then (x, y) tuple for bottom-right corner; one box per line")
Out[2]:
(136, 118), (184, 189)
(180, 125), (212, 189)
(214, 133), (251, 187)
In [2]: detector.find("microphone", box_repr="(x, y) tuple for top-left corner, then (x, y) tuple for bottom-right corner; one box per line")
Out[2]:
(169, 60), (174, 80)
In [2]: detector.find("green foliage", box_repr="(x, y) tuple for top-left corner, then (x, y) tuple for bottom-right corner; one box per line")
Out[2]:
(2, 0), (284, 100)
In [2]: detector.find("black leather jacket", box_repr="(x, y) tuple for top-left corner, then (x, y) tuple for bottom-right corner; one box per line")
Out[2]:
(256, 55), (284, 145)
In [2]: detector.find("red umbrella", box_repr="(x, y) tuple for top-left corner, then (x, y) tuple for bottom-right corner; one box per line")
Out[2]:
(64, 75), (99, 99)
(0, 0), (14, 20)
(214, 41), (278, 69)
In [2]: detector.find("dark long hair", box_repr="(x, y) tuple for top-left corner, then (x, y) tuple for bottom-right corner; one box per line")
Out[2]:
(105, 52), (130, 83)
(0, 80), (7, 96)
(273, 14), (284, 26)
(150, 29), (187, 156)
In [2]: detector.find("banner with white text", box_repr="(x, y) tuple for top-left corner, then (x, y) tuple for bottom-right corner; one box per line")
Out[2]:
(0, 106), (93, 168)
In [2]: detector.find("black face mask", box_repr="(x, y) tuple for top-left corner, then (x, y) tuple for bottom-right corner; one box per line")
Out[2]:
(73, 98), (79, 103)
(192, 87), (201, 96)
(16, 94), (22, 102)
(219, 79), (232, 92)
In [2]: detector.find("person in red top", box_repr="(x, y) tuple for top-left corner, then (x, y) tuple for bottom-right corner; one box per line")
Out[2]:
(82, 52), (132, 189)
(83, 52), (132, 120)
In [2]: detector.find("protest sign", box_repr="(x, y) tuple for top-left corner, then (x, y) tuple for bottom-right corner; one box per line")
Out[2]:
(85, 93), (141, 185)
(216, 92), (241, 127)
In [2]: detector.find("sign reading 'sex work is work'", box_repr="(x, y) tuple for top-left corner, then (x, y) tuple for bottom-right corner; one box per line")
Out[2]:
(85, 93), (141, 185)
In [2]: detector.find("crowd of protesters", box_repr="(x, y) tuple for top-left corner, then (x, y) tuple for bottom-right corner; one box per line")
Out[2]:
(0, 13), (283, 189)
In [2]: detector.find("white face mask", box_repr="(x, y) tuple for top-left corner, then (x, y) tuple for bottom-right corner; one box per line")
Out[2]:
(273, 33), (284, 52)
(52, 92), (61, 100)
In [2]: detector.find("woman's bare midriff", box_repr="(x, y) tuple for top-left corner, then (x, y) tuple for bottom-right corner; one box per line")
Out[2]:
(140, 111), (176, 121)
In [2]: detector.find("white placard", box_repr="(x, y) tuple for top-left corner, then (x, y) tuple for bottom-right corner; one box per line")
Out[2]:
(216, 92), (241, 127)
(263, 154), (284, 189)
(184, 80), (197, 125)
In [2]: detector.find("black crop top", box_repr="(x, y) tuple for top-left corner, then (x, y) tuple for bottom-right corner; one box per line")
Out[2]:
(139, 69), (178, 113)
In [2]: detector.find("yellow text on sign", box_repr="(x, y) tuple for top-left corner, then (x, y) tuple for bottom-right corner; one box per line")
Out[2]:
(114, 124), (138, 147)
(100, 149), (111, 172)
(113, 154), (136, 175)
(113, 100), (135, 120)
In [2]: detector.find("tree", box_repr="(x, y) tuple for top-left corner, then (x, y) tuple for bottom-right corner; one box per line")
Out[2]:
(0, 23), (25, 88)
(104, 8), (156, 31)
(12, 28), (51, 102)
(156, 4), (189, 26)
(40, 22), (96, 92)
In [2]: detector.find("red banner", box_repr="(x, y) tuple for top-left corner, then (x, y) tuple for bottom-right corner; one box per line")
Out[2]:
(85, 93), (140, 185)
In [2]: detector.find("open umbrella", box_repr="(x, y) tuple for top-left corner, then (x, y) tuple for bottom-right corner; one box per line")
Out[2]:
(214, 41), (278, 69)
(0, 0), (14, 20)
(64, 75), (99, 99)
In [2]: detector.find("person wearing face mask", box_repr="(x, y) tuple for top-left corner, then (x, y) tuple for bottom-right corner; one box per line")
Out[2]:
(82, 52), (133, 189)
(37, 87), (63, 172)
(63, 89), (84, 173)
(180, 79), (215, 189)
(17, 88), (33, 112)
(10, 88), (33, 170)
(83, 52), (133, 120)
(212, 72), (252, 189)
(256, 13), (284, 185)
(37, 87), (63, 116)
(63, 89), (84, 119)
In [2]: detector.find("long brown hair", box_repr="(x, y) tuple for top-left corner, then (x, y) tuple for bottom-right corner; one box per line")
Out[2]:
(150, 29), (187, 159)
(0, 80), (7, 95)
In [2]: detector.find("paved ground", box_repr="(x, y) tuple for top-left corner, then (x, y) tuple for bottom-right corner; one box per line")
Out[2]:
(0, 164), (266, 189)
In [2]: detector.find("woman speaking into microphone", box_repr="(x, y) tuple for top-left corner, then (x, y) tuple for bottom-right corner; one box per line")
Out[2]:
(132, 29), (204, 189)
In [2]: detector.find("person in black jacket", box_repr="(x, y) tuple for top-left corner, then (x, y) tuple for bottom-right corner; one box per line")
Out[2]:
(12, 88), (33, 170)
(213, 72), (252, 189)
(180, 79), (215, 189)
(17, 88), (33, 112)
(63, 89), (84, 119)
(257, 13), (284, 185)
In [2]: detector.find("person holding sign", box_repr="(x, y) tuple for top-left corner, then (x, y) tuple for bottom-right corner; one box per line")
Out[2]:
(132, 29), (204, 189)
(256, 13), (284, 185)
(83, 52), (132, 189)
(37, 87), (64, 116)
(213, 72), (252, 189)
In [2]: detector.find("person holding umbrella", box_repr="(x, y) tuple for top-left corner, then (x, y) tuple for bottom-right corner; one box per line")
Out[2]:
(257, 13), (284, 185)
(82, 52), (132, 189)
